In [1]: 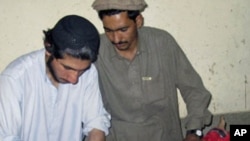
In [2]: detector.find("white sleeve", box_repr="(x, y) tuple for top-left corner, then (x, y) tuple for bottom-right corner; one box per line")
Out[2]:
(81, 65), (111, 136)
(0, 75), (22, 141)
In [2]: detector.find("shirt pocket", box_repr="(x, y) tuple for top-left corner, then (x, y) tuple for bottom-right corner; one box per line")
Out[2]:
(142, 71), (166, 103)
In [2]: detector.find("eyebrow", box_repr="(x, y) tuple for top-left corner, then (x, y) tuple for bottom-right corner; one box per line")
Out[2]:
(103, 26), (129, 32)
(61, 63), (91, 72)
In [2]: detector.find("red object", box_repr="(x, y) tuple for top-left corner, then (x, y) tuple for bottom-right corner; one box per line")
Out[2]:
(202, 128), (230, 141)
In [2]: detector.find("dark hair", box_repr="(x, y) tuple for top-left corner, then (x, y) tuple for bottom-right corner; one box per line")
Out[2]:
(43, 15), (100, 62)
(43, 29), (99, 62)
(98, 9), (140, 21)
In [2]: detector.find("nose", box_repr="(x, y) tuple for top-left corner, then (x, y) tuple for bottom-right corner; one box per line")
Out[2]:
(67, 71), (79, 84)
(111, 31), (120, 43)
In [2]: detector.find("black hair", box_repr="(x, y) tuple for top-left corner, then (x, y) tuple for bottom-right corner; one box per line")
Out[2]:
(98, 9), (140, 21)
(43, 29), (99, 62)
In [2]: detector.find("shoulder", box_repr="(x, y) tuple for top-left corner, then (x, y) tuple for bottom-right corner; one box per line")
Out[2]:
(77, 63), (99, 88)
(99, 33), (111, 46)
(139, 26), (174, 40)
(0, 49), (45, 80)
(139, 27), (180, 52)
(79, 63), (98, 80)
(138, 26), (179, 50)
(97, 33), (114, 59)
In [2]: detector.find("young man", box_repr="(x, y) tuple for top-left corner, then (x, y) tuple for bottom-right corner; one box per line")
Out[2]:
(0, 15), (110, 141)
(92, 0), (212, 141)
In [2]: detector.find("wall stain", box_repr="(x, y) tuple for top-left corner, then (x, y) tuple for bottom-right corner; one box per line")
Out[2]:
(209, 62), (216, 75)
(239, 60), (242, 64)
(212, 99), (216, 112)
(241, 39), (246, 45)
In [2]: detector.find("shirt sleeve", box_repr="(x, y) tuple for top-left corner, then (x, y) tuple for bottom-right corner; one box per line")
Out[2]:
(0, 75), (22, 141)
(81, 65), (111, 136)
(172, 38), (212, 130)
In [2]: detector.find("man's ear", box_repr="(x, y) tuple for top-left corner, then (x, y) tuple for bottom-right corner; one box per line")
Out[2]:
(136, 14), (144, 28)
(45, 49), (52, 56)
(44, 41), (54, 55)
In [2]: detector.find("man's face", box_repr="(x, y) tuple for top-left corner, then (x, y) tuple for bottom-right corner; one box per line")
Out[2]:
(47, 54), (91, 85)
(102, 11), (141, 51)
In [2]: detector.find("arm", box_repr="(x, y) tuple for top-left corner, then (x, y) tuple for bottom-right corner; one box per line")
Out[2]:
(85, 128), (105, 141)
(0, 74), (22, 141)
(82, 65), (111, 138)
(171, 38), (212, 130)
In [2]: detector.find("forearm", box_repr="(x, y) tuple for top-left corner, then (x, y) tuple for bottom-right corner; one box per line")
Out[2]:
(86, 129), (105, 141)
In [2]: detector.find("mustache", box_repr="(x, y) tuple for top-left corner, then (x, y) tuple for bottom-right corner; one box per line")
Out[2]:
(112, 41), (127, 45)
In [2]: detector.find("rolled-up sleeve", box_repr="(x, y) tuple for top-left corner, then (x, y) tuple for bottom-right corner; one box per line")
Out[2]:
(83, 109), (111, 136)
(81, 66), (111, 136)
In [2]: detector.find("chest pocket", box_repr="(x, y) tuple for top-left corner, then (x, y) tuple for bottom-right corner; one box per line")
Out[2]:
(140, 51), (166, 103)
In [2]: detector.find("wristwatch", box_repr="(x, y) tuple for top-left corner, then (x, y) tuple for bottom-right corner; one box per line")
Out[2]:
(186, 129), (203, 138)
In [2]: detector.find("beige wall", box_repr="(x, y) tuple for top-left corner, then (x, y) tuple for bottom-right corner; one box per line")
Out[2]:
(0, 0), (249, 117)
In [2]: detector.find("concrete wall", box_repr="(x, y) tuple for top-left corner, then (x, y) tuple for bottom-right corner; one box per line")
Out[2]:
(0, 0), (249, 117)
